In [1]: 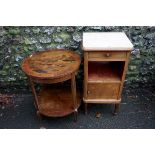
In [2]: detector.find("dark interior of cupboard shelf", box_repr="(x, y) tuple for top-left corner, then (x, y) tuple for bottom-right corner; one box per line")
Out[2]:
(88, 61), (125, 82)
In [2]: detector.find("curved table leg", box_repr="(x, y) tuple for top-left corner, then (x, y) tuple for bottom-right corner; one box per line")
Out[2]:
(71, 73), (78, 122)
(28, 77), (39, 111)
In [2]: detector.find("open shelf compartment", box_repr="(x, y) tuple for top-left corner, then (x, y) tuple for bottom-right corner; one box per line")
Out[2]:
(37, 84), (81, 117)
(88, 61), (125, 83)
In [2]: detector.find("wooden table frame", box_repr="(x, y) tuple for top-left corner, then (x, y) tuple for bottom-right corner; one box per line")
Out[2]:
(22, 50), (81, 122)
(28, 72), (79, 122)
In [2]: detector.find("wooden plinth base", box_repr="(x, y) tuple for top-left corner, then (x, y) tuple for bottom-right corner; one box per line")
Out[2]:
(83, 98), (121, 115)
(37, 85), (81, 117)
(83, 98), (121, 104)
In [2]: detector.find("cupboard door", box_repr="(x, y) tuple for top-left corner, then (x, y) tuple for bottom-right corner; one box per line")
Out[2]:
(87, 83), (120, 100)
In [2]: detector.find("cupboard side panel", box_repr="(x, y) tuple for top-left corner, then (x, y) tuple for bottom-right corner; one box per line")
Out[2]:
(117, 51), (131, 99)
(83, 51), (88, 99)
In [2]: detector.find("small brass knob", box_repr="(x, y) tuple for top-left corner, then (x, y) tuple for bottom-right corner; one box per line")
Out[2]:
(105, 53), (111, 57)
(87, 90), (90, 94)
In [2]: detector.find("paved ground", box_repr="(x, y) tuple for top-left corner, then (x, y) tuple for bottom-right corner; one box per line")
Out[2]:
(0, 87), (155, 129)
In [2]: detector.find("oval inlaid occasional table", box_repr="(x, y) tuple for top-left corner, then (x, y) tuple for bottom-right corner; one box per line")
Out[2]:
(22, 49), (81, 121)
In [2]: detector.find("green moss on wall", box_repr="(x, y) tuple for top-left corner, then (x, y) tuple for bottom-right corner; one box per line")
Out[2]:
(0, 26), (155, 89)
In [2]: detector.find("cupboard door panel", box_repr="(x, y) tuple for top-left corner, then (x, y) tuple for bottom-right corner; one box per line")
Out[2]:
(87, 83), (120, 100)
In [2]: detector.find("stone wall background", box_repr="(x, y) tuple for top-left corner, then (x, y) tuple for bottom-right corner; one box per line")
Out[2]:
(0, 26), (155, 90)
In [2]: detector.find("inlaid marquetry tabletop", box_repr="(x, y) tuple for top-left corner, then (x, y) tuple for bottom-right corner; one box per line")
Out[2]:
(22, 49), (81, 79)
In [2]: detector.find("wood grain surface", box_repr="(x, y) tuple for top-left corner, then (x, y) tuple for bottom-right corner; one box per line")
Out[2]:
(38, 85), (81, 117)
(22, 49), (81, 79)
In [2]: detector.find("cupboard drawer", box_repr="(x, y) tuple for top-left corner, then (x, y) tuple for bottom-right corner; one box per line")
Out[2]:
(88, 51), (127, 60)
(87, 83), (120, 100)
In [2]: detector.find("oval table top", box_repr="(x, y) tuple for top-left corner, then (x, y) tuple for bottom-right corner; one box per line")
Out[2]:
(22, 50), (81, 79)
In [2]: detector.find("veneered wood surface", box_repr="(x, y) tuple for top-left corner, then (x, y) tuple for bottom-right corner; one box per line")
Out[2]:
(83, 33), (133, 114)
(38, 85), (81, 117)
(83, 98), (121, 104)
(88, 61), (124, 83)
(117, 51), (131, 99)
(83, 50), (131, 106)
(83, 51), (88, 99)
(88, 51), (127, 61)
(87, 83), (120, 100)
(22, 50), (81, 79)
(31, 74), (72, 84)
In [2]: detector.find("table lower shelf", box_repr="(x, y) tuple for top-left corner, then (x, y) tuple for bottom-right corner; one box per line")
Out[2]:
(37, 85), (81, 117)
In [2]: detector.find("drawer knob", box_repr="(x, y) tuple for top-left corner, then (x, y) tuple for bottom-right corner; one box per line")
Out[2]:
(87, 90), (90, 94)
(105, 53), (111, 57)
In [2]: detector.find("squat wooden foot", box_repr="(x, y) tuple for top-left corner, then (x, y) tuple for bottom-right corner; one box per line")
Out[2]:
(37, 111), (42, 120)
(74, 110), (78, 122)
(113, 104), (120, 116)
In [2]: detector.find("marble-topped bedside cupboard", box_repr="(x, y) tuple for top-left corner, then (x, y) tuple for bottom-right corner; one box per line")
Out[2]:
(82, 32), (133, 115)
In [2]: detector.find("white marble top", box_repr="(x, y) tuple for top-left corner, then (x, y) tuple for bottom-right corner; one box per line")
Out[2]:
(83, 32), (133, 51)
